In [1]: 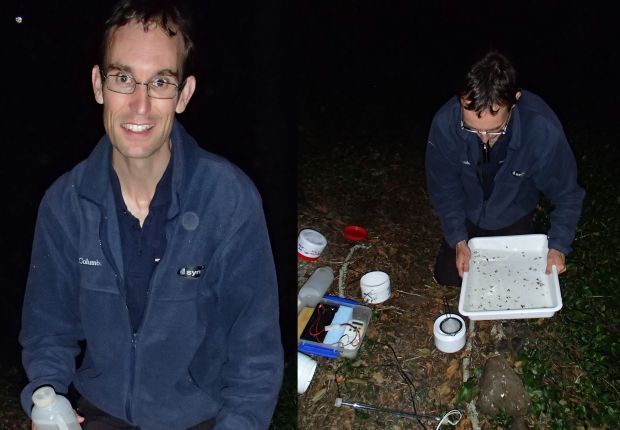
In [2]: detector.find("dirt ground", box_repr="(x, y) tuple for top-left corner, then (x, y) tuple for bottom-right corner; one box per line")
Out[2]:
(297, 124), (539, 430)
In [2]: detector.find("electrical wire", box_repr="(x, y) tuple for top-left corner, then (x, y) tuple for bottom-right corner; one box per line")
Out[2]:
(334, 342), (428, 430)
(435, 410), (462, 430)
(337, 323), (360, 348)
(379, 341), (427, 430)
(308, 303), (326, 341)
(333, 342), (463, 429)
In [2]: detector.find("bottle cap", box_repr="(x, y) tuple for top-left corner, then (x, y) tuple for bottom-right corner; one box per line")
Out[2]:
(32, 386), (56, 408)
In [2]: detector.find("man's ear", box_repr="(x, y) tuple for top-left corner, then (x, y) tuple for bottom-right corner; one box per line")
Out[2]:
(516, 90), (522, 100)
(92, 65), (104, 105)
(175, 76), (196, 114)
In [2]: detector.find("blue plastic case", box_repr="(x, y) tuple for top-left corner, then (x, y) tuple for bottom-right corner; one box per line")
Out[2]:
(298, 295), (372, 359)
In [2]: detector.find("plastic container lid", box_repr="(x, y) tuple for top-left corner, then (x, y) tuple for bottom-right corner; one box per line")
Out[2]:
(343, 225), (368, 241)
(298, 229), (328, 260)
(32, 386), (56, 408)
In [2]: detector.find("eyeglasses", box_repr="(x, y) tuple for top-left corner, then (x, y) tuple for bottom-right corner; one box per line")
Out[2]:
(460, 105), (515, 137)
(100, 71), (182, 99)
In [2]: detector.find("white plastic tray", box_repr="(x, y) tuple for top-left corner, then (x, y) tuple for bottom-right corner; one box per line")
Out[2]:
(458, 234), (562, 320)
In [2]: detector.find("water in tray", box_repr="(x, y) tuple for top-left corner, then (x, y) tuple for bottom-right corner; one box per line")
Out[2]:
(463, 249), (552, 311)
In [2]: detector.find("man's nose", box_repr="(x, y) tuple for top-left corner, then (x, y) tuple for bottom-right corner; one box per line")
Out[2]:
(129, 83), (151, 113)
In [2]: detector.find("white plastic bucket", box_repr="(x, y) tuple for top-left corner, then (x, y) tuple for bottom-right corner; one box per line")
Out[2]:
(433, 313), (466, 353)
(297, 229), (327, 261)
(297, 352), (318, 394)
(360, 271), (391, 304)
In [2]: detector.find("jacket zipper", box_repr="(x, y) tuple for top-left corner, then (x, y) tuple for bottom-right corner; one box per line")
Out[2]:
(126, 332), (137, 421)
(96, 202), (173, 424)
(477, 200), (486, 227)
(472, 139), (486, 228)
(125, 223), (169, 423)
(98, 212), (136, 422)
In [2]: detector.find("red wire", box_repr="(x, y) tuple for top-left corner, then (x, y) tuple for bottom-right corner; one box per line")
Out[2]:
(309, 304), (326, 341)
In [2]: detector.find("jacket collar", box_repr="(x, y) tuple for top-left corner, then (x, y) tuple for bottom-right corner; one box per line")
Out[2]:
(78, 120), (197, 220)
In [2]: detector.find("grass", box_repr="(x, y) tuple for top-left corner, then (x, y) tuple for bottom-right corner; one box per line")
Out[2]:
(515, 132), (620, 428)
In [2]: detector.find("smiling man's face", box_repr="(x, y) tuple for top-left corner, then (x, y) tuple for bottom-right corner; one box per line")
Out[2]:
(92, 19), (195, 162)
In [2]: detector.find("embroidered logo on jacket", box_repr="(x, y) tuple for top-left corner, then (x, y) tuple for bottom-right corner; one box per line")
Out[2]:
(177, 265), (205, 279)
(511, 171), (526, 177)
(79, 257), (102, 266)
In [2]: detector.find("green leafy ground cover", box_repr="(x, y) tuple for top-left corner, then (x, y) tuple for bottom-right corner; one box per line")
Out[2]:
(515, 132), (620, 429)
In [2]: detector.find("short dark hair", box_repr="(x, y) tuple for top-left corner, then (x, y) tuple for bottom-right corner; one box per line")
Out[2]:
(460, 50), (518, 115)
(101, 0), (194, 79)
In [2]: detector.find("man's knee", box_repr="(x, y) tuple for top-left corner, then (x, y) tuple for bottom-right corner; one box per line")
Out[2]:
(434, 255), (462, 287)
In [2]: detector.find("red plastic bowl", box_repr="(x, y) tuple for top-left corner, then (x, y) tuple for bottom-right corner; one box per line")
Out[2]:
(343, 225), (368, 241)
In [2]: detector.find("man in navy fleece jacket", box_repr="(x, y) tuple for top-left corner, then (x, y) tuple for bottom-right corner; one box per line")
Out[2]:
(425, 50), (584, 287)
(20, 1), (283, 429)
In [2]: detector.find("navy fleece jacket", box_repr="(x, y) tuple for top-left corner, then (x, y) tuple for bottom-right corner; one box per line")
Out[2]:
(425, 91), (584, 254)
(20, 121), (283, 430)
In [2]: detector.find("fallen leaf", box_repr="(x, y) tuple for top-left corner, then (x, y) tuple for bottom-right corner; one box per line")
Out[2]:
(446, 359), (461, 380)
(424, 362), (433, 376)
(426, 320), (435, 335)
(372, 372), (384, 384)
(477, 320), (492, 330)
(478, 331), (490, 344)
(437, 381), (454, 402)
(416, 348), (432, 357)
(365, 325), (379, 339)
(455, 415), (472, 430)
(347, 378), (368, 385)
(350, 359), (365, 368)
(311, 388), (327, 402)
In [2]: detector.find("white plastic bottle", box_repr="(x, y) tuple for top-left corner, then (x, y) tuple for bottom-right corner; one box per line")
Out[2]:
(298, 266), (334, 311)
(31, 386), (82, 430)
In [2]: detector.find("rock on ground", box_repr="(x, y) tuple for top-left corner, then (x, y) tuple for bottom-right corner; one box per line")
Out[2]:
(478, 355), (531, 417)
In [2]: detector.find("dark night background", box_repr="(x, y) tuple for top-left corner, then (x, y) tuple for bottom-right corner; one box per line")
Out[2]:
(3, 0), (297, 372)
(2, 0), (618, 422)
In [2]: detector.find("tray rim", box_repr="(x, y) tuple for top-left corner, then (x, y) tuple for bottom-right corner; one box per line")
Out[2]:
(458, 234), (563, 320)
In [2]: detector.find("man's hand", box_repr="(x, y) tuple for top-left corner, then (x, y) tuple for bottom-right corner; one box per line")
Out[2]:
(546, 248), (566, 275)
(455, 240), (471, 278)
(32, 413), (85, 429)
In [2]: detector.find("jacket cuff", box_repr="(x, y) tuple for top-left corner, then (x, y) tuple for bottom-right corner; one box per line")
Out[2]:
(547, 238), (571, 255)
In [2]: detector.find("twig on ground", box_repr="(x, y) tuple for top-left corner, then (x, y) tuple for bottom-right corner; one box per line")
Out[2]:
(462, 318), (481, 430)
(396, 289), (423, 297)
(374, 305), (405, 314)
(338, 243), (371, 297)
(603, 378), (620, 396)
